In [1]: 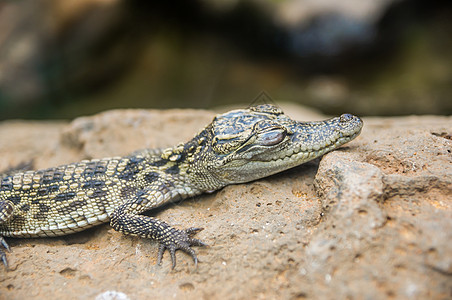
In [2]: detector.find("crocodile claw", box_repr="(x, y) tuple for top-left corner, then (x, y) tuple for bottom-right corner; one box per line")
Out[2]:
(156, 227), (207, 269)
(0, 236), (10, 269)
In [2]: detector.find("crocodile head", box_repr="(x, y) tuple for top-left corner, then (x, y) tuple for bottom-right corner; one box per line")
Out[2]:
(187, 104), (363, 190)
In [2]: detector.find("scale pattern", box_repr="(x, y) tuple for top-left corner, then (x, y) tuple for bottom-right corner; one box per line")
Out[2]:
(0, 105), (363, 268)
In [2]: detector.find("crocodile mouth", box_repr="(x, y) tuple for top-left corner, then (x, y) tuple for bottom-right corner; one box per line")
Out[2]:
(254, 128), (362, 164)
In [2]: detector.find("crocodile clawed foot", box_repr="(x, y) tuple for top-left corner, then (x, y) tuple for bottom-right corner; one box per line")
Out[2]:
(0, 236), (10, 269)
(156, 227), (207, 269)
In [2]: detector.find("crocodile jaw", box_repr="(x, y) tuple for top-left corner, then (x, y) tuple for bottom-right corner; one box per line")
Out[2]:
(245, 128), (362, 178)
(221, 122), (362, 184)
(210, 111), (363, 185)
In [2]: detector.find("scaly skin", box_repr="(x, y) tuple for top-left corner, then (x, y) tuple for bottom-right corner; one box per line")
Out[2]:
(0, 105), (363, 269)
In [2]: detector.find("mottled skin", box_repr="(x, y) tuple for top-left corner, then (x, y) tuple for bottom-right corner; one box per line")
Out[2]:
(0, 105), (363, 269)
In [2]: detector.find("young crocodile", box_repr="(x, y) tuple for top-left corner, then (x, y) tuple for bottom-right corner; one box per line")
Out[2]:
(0, 104), (363, 269)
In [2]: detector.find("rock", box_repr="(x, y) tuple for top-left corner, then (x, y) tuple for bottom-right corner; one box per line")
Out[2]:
(60, 108), (215, 159)
(310, 115), (452, 299)
(0, 107), (451, 299)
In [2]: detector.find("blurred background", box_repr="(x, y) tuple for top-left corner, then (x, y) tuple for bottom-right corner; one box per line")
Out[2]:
(0, 0), (451, 120)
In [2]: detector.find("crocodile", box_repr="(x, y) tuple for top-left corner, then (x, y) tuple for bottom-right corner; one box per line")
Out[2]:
(0, 104), (363, 269)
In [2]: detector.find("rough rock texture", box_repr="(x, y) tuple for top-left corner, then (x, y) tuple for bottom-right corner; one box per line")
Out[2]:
(0, 105), (451, 299)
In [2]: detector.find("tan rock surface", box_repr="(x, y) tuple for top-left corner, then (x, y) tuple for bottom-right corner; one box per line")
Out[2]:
(0, 107), (451, 299)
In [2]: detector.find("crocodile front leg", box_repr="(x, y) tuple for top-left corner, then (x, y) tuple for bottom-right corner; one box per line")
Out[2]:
(0, 200), (14, 267)
(109, 186), (207, 269)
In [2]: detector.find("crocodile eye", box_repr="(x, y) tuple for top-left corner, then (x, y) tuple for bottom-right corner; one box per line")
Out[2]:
(340, 113), (353, 123)
(259, 130), (286, 146)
